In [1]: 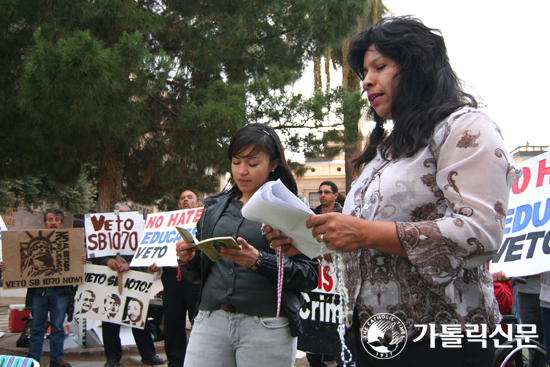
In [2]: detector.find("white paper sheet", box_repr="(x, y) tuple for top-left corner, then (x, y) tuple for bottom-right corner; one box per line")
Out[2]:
(242, 180), (328, 259)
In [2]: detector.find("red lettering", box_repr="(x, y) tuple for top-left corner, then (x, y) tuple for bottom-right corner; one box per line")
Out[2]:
(513, 167), (531, 194)
(176, 212), (187, 226)
(104, 220), (113, 231)
(124, 219), (134, 230)
(185, 210), (196, 224)
(537, 159), (550, 187)
(87, 234), (98, 250)
(167, 213), (179, 227)
(146, 216), (157, 229)
(322, 266), (333, 292)
(98, 233), (107, 250)
(90, 215), (106, 231)
(155, 217), (163, 228)
(192, 209), (203, 223)
(115, 216), (123, 231)
(112, 232), (121, 250)
(318, 264), (323, 290)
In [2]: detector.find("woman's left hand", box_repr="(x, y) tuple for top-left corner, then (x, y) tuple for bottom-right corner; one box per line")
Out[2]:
(306, 212), (369, 252)
(219, 237), (259, 268)
(306, 212), (405, 257)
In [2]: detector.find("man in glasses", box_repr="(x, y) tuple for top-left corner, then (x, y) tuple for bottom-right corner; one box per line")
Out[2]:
(312, 181), (342, 215)
(309, 182), (344, 366)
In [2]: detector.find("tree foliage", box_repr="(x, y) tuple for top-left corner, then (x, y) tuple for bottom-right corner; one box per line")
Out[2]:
(0, 0), (377, 212)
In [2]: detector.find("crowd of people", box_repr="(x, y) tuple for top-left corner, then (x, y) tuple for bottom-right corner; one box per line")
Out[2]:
(1, 15), (547, 367)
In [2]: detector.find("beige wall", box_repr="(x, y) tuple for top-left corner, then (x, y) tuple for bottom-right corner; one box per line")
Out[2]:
(295, 158), (346, 207)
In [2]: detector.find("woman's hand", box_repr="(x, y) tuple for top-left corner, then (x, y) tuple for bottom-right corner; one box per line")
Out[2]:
(306, 212), (406, 257)
(80, 254), (87, 264)
(219, 237), (259, 268)
(148, 262), (160, 273)
(306, 213), (367, 252)
(176, 239), (197, 263)
(263, 224), (302, 257)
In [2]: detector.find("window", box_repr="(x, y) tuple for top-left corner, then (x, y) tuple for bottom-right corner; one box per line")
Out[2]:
(309, 192), (319, 207)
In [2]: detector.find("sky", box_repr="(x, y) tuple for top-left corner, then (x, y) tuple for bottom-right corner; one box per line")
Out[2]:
(296, 0), (550, 154)
(387, 0), (550, 151)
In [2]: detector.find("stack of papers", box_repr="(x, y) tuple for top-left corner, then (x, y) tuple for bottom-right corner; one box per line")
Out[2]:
(242, 180), (328, 258)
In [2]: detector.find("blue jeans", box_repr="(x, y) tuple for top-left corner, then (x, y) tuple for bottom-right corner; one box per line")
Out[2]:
(184, 310), (297, 367)
(27, 287), (69, 361)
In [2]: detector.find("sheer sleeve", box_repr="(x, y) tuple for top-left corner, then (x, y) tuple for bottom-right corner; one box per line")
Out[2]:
(397, 109), (522, 285)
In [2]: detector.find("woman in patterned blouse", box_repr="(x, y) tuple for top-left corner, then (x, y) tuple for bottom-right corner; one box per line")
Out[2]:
(269, 16), (522, 366)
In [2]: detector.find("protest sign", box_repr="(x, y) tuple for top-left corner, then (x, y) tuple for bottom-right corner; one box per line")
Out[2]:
(490, 151), (550, 276)
(0, 216), (7, 261)
(298, 263), (343, 357)
(130, 208), (203, 267)
(85, 212), (145, 257)
(1, 228), (85, 289)
(74, 264), (154, 330)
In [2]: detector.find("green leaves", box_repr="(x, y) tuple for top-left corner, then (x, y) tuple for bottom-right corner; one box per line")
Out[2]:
(1, 0), (378, 212)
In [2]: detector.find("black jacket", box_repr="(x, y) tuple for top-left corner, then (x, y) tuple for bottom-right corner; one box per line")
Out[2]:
(312, 202), (343, 214)
(181, 193), (319, 337)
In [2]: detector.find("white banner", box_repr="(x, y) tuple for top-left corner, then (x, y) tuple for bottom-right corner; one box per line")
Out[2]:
(130, 208), (203, 267)
(0, 216), (7, 261)
(85, 212), (145, 257)
(490, 151), (550, 276)
(74, 264), (154, 329)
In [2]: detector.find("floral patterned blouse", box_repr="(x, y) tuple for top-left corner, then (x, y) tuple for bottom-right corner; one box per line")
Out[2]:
(341, 107), (522, 335)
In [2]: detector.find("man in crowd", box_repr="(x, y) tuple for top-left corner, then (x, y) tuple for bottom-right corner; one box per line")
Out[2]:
(312, 181), (342, 214)
(309, 183), (343, 367)
(149, 189), (201, 367)
(178, 190), (201, 209)
(0, 208), (75, 367)
(92, 202), (164, 367)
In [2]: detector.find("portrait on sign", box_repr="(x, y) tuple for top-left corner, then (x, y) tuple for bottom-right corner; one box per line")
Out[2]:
(74, 264), (153, 329)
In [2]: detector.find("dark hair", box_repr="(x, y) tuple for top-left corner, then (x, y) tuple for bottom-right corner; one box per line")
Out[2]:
(336, 192), (346, 206)
(114, 202), (133, 212)
(319, 181), (338, 193)
(105, 294), (121, 306)
(225, 123), (297, 199)
(347, 16), (477, 174)
(43, 208), (65, 222)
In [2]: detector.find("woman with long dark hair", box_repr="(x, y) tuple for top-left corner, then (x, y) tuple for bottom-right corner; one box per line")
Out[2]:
(176, 123), (318, 367)
(269, 17), (522, 366)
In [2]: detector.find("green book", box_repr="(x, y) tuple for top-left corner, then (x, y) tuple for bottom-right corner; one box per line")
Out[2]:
(175, 226), (241, 262)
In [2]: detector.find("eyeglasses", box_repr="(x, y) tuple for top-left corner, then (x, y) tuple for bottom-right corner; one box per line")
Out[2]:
(317, 190), (334, 195)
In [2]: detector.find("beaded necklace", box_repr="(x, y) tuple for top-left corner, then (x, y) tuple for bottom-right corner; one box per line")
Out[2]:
(276, 246), (284, 317)
(321, 253), (353, 366)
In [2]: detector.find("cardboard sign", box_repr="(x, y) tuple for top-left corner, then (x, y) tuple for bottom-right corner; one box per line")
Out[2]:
(1, 228), (85, 289)
(85, 212), (145, 257)
(130, 208), (203, 267)
(0, 216), (7, 261)
(491, 151), (550, 276)
(74, 264), (154, 330)
(298, 263), (343, 356)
